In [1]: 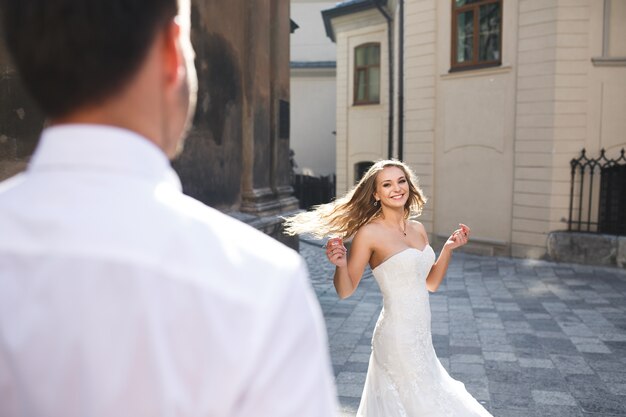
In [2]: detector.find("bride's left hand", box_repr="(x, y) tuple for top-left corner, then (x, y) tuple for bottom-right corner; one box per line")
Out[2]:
(444, 223), (471, 251)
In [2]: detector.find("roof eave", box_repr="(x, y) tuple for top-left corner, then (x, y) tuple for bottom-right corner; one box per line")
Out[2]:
(321, 0), (388, 43)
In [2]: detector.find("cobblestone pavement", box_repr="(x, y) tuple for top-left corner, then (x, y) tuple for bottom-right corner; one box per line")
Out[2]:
(300, 239), (626, 417)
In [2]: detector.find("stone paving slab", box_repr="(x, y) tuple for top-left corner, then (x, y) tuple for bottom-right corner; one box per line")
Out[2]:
(300, 239), (626, 417)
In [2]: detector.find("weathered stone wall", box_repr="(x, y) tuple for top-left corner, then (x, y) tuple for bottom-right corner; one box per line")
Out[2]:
(172, 0), (297, 213)
(171, 1), (246, 209)
(171, 0), (298, 248)
(548, 231), (626, 269)
(0, 18), (45, 182)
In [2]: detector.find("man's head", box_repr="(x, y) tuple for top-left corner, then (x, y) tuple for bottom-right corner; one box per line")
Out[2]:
(0, 0), (198, 157)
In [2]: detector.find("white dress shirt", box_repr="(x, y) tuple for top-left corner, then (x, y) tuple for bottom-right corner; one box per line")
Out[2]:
(0, 125), (337, 417)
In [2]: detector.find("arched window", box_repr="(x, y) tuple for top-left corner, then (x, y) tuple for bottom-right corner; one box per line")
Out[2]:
(354, 43), (380, 105)
(355, 161), (374, 183)
(451, 0), (502, 71)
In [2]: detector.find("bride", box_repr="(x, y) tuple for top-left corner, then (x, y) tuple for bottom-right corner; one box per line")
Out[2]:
(285, 160), (492, 417)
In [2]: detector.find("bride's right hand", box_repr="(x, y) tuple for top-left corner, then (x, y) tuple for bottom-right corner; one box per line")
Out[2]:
(325, 237), (347, 268)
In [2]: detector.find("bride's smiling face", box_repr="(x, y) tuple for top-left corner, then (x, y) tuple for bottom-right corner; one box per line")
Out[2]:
(373, 166), (410, 209)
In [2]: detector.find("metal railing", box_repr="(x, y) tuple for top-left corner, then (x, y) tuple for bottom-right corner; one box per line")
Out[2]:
(568, 148), (626, 235)
(293, 174), (336, 210)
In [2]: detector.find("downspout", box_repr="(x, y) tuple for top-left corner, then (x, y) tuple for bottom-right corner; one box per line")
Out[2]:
(372, 0), (394, 159)
(398, 0), (404, 161)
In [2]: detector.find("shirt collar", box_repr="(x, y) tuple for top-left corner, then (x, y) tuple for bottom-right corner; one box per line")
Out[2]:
(29, 124), (182, 190)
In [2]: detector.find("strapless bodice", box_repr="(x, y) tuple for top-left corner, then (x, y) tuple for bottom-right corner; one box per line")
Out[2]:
(371, 245), (435, 306)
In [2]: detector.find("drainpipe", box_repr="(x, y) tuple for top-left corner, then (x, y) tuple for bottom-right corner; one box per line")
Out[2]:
(372, 0), (394, 159)
(398, 0), (404, 161)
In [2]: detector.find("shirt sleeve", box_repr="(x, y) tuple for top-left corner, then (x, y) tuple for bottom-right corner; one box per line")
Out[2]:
(232, 259), (338, 417)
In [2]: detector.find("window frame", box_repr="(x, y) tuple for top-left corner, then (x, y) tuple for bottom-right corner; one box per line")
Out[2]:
(592, 0), (626, 66)
(355, 161), (374, 183)
(450, 0), (502, 72)
(353, 42), (381, 105)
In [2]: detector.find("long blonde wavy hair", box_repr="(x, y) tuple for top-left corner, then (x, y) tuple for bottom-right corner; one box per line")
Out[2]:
(284, 160), (427, 239)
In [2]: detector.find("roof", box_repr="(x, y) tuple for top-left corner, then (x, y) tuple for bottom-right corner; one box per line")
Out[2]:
(290, 61), (337, 69)
(321, 0), (388, 42)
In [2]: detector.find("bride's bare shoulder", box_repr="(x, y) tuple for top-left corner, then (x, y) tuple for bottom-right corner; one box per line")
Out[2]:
(408, 219), (425, 230)
(350, 223), (381, 254)
(355, 221), (384, 240)
(408, 220), (428, 239)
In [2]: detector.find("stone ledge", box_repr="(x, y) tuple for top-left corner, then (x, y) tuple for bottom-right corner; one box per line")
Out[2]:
(0, 160), (27, 182)
(228, 209), (301, 251)
(431, 234), (510, 257)
(547, 231), (626, 269)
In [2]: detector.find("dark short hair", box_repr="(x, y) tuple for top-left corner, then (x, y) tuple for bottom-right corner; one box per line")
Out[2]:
(0, 0), (178, 118)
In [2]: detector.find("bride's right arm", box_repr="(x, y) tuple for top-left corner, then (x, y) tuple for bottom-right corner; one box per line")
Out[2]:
(327, 229), (372, 299)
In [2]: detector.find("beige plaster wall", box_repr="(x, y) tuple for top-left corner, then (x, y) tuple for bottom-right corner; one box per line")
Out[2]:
(511, 0), (563, 258)
(346, 26), (389, 186)
(431, 0), (518, 250)
(511, 0), (596, 259)
(330, 0), (625, 258)
(402, 0), (437, 234)
(332, 10), (388, 193)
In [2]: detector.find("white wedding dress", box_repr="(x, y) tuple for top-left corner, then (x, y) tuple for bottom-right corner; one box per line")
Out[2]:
(357, 245), (493, 417)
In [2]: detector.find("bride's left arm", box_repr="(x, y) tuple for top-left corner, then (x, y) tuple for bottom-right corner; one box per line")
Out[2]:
(426, 224), (470, 292)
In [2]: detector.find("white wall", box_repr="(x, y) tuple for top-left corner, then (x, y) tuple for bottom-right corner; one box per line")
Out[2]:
(291, 0), (337, 62)
(291, 71), (337, 176)
(289, 0), (338, 177)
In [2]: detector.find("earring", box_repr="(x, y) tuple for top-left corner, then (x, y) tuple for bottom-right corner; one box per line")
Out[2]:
(374, 200), (379, 207)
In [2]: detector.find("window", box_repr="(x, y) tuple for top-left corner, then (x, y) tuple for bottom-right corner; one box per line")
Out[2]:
(354, 43), (380, 105)
(599, 164), (626, 235)
(451, 0), (501, 71)
(592, 0), (626, 66)
(355, 161), (374, 183)
(279, 100), (290, 139)
(605, 0), (626, 57)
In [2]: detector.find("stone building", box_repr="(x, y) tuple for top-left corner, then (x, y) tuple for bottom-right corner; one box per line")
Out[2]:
(323, 0), (626, 261)
(0, 0), (299, 248)
(0, 29), (42, 181)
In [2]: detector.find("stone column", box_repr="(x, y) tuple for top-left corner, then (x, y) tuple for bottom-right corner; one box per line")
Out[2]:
(0, 21), (44, 182)
(240, 0), (274, 214)
(174, 0), (299, 248)
(240, 0), (298, 216)
(270, 0), (299, 213)
(237, 0), (299, 248)
(172, 0), (245, 208)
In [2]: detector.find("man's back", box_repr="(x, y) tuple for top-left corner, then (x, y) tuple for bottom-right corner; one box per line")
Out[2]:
(0, 125), (336, 416)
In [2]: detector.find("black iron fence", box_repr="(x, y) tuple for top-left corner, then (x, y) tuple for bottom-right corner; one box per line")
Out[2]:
(568, 148), (626, 235)
(293, 174), (336, 210)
